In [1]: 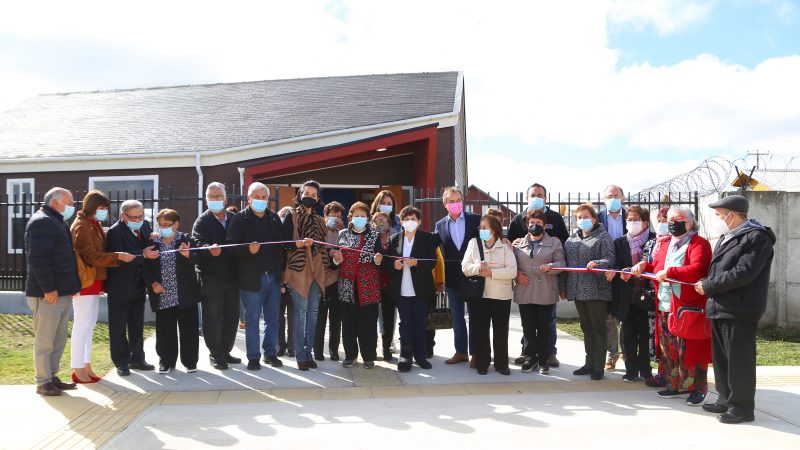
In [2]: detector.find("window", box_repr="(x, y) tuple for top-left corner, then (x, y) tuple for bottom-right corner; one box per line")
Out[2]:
(6, 178), (35, 253)
(89, 175), (159, 223)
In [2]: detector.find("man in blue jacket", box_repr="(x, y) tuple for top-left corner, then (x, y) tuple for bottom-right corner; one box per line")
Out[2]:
(598, 184), (627, 370)
(25, 187), (81, 396)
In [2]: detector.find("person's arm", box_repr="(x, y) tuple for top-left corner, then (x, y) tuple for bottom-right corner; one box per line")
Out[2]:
(73, 222), (119, 268)
(490, 246), (518, 280)
(26, 219), (57, 294)
(591, 235), (615, 269)
(461, 239), (481, 276)
(665, 238), (712, 283)
(702, 234), (773, 295)
(550, 241), (567, 274)
(433, 247), (445, 284)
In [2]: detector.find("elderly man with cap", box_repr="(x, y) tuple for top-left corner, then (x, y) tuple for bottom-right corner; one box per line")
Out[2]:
(695, 194), (775, 424)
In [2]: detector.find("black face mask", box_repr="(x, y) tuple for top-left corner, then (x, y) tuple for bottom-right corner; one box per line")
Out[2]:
(668, 221), (687, 236)
(528, 224), (544, 237)
(301, 197), (317, 208)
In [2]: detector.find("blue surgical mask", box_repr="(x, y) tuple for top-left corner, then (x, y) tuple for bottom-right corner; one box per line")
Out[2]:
(577, 218), (594, 232)
(208, 200), (225, 213)
(656, 222), (669, 236)
(528, 197), (545, 211)
(250, 199), (268, 213)
(379, 204), (393, 214)
(61, 203), (75, 221)
(605, 198), (622, 213)
(327, 217), (338, 229)
(351, 217), (368, 230)
(159, 227), (175, 239)
(479, 229), (492, 241)
(93, 209), (108, 222)
(127, 220), (144, 232)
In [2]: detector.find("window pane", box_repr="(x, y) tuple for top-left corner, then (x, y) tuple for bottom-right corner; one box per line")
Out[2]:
(93, 179), (156, 223)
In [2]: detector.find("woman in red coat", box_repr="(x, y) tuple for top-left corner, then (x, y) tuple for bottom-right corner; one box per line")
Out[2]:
(630, 206), (712, 406)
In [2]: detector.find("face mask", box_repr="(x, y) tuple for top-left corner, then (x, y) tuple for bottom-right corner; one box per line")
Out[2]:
(208, 200), (225, 213)
(577, 218), (593, 232)
(326, 217), (338, 229)
(250, 199), (268, 213)
(605, 198), (622, 213)
(479, 229), (492, 241)
(627, 221), (643, 236)
(159, 227), (175, 239)
(126, 220), (144, 232)
(374, 223), (387, 233)
(301, 197), (317, 208)
(402, 220), (418, 233)
(528, 197), (545, 211)
(379, 204), (393, 215)
(668, 221), (687, 237)
(713, 212), (733, 235)
(351, 217), (368, 230)
(656, 222), (669, 236)
(60, 202), (75, 221)
(446, 201), (463, 216)
(528, 224), (544, 237)
(94, 209), (109, 222)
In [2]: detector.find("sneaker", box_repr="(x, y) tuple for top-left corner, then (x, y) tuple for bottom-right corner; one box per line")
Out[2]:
(342, 359), (355, 368)
(364, 361), (375, 369)
(157, 364), (171, 374)
(521, 359), (538, 373)
(247, 359), (261, 371)
(686, 391), (706, 406)
(547, 354), (560, 368)
(657, 389), (684, 399)
(330, 351), (340, 361)
(263, 355), (284, 368)
(539, 364), (550, 375)
(186, 366), (197, 373)
(622, 374), (639, 383)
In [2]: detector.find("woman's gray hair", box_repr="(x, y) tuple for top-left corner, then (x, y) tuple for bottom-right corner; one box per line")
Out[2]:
(119, 199), (144, 219)
(668, 205), (699, 231)
(247, 182), (270, 198)
(205, 182), (227, 198)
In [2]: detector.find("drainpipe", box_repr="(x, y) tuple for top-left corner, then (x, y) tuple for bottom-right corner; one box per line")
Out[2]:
(237, 167), (245, 209)
(195, 153), (204, 216)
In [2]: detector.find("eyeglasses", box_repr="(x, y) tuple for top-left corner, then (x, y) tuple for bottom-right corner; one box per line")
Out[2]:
(125, 213), (144, 221)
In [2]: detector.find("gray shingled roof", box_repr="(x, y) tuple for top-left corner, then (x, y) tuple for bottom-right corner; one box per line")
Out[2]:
(0, 72), (459, 159)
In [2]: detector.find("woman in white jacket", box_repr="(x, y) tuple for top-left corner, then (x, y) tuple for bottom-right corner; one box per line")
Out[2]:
(462, 214), (518, 375)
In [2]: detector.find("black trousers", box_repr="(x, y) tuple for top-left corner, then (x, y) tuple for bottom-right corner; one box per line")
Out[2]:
(473, 299), (511, 371)
(623, 305), (653, 378)
(380, 289), (396, 352)
(519, 303), (554, 365)
(155, 304), (200, 369)
(575, 300), (608, 371)
(341, 300), (379, 362)
(314, 283), (342, 357)
(107, 292), (147, 368)
(279, 287), (295, 351)
(712, 318), (758, 416)
(200, 276), (240, 360)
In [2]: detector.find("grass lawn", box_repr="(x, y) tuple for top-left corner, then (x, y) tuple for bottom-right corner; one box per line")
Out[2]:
(557, 318), (800, 366)
(0, 314), (155, 385)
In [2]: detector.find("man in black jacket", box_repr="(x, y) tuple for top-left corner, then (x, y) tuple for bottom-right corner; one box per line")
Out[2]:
(226, 182), (286, 371)
(106, 199), (158, 376)
(507, 183), (568, 368)
(695, 195), (775, 424)
(25, 187), (81, 396)
(192, 182), (240, 370)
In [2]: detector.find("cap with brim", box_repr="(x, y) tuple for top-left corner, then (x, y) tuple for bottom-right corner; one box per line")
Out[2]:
(708, 195), (748, 214)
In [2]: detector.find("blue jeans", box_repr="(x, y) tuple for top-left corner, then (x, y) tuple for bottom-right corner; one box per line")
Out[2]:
(550, 302), (558, 355)
(240, 272), (281, 361)
(447, 287), (474, 355)
(292, 281), (321, 362)
(396, 295), (429, 362)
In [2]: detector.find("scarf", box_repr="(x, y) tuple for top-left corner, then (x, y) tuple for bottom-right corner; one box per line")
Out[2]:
(626, 230), (650, 265)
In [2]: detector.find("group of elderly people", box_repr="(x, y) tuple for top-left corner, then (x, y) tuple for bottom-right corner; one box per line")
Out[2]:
(24, 181), (774, 424)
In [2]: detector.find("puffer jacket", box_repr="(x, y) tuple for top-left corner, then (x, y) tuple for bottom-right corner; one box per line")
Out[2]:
(562, 224), (615, 302)
(461, 237), (518, 301)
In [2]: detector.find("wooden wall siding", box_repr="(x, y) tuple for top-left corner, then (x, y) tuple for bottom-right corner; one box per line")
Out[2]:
(256, 153), (415, 186)
(434, 127), (456, 189)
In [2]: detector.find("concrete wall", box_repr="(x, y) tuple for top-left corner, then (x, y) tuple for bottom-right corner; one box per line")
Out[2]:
(697, 190), (798, 329)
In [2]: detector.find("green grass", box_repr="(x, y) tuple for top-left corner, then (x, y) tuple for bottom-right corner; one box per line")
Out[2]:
(0, 314), (155, 385)
(557, 318), (800, 366)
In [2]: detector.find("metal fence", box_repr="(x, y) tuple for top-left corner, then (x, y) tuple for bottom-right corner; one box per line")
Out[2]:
(1, 187), (279, 292)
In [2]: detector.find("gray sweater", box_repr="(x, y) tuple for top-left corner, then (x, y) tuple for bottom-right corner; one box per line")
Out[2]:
(562, 224), (615, 302)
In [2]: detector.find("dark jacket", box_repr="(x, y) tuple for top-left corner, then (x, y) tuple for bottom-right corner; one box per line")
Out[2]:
(703, 220), (776, 321)
(191, 209), (236, 283)
(610, 232), (656, 321)
(507, 207), (569, 243)
(598, 208), (628, 239)
(24, 205), (82, 298)
(226, 205), (286, 292)
(105, 219), (153, 299)
(141, 233), (201, 312)
(434, 212), (481, 288)
(382, 230), (438, 301)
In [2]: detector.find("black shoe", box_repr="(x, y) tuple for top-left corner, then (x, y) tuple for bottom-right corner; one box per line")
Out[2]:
(383, 348), (393, 362)
(129, 361), (155, 371)
(416, 359), (432, 370)
(363, 361), (375, 369)
(314, 354), (325, 362)
(157, 363), (171, 374)
(342, 359), (355, 368)
(702, 403), (728, 414)
(308, 360), (318, 369)
(212, 358), (229, 370)
(427, 349), (434, 359)
(590, 370), (604, 380)
(496, 367), (511, 376)
(514, 355), (526, 365)
(286, 349), (296, 358)
(477, 367), (488, 375)
(277, 346), (287, 357)
(51, 376), (77, 390)
(686, 390), (706, 406)
(36, 382), (62, 396)
(718, 412), (755, 424)
(330, 351), (340, 361)
(263, 355), (283, 368)
(539, 364), (550, 375)
(573, 366), (592, 376)
(521, 359), (538, 373)
(247, 359), (261, 371)
(622, 374), (639, 383)
(397, 357), (412, 372)
(224, 354), (242, 364)
(116, 366), (131, 377)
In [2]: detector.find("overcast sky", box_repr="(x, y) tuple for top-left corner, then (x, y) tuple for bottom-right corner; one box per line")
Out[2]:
(2, 0), (799, 194)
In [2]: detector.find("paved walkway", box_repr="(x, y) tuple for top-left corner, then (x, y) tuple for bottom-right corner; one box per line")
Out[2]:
(3, 313), (800, 449)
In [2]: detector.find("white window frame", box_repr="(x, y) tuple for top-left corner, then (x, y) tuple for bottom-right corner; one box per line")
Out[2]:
(88, 175), (159, 222)
(6, 178), (35, 254)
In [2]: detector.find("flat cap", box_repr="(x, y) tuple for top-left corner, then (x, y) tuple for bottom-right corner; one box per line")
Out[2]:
(709, 195), (748, 214)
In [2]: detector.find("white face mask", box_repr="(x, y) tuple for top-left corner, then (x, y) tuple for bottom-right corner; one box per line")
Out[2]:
(402, 220), (419, 233)
(712, 212), (734, 236)
(627, 221), (643, 236)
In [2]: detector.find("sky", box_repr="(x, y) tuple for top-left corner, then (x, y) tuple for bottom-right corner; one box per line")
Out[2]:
(1, 0), (799, 195)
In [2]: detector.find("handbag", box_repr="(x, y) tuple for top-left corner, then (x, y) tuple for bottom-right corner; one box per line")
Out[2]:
(668, 305), (711, 340)
(631, 279), (656, 312)
(461, 238), (485, 302)
(427, 292), (453, 330)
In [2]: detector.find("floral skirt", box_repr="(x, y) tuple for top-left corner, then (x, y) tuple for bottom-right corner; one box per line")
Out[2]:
(658, 312), (707, 394)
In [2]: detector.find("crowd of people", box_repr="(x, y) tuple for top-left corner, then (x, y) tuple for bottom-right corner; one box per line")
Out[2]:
(24, 181), (775, 424)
